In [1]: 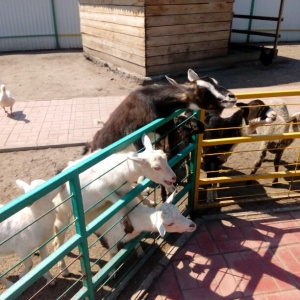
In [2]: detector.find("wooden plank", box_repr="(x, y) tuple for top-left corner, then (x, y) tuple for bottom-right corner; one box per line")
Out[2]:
(80, 4), (144, 16)
(146, 3), (233, 16)
(147, 48), (228, 66)
(146, 0), (233, 4)
(147, 39), (229, 57)
(146, 52), (229, 75)
(80, 19), (145, 38)
(146, 12), (233, 27)
(82, 36), (146, 66)
(80, 0), (144, 6)
(83, 46), (146, 76)
(82, 34), (145, 57)
(80, 11), (144, 27)
(81, 25), (145, 47)
(147, 21), (231, 36)
(147, 31), (230, 47)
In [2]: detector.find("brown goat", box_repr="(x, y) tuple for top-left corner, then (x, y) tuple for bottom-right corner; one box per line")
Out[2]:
(83, 69), (237, 154)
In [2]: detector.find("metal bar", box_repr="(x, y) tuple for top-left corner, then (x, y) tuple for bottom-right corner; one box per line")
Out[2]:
(194, 109), (205, 210)
(247, 0), (256, 43)
(69, 175), (95, 300)
(232, 29), (278, 38)
(274, 0), (286, 53)
(202, 132), (300, 147)
(234, 14), (283, 22)
(50, 0), (60, 49)
(0, 234), (82, 300)
(199, 170), (300, 185)
(236, 90), (300, 99)
(188, 110), (200, 211)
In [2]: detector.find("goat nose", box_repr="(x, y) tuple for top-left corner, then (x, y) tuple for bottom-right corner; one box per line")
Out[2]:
(228, 92), (236, 99)
(172, 176), (176, 182)
(190, 223), (196, 228)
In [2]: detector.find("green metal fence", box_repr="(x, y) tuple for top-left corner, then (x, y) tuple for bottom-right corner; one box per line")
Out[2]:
(0, 109), (199, 299)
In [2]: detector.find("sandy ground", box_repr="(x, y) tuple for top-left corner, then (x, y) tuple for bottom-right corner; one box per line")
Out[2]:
(1, 44), (300, 298)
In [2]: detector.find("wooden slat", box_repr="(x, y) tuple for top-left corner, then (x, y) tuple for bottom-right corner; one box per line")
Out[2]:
(80, 11), (144, 27)
(83, 46), (146, 76)
(147, 48), (228, 66)
(146, 3), (233, 16)
(82, 35), (145, 57)
(80, 19), (145, 38)
(80, 0), (144, 6)
(147, 39), (229, 57)
(146, 12), (233, 27)
(82, 36), (145, 66)
(146, 0), (233, 4)
(146, 52), (229, 75)
(147, 31), (230, 47)
(147, 21), (231, 36)
(80, 4), (144, 16)
(81, 25), (144, 48)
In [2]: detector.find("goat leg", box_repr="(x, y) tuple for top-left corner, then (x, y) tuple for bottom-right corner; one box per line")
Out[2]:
(272, 150), (284, 187)
(247, 150), (267, 185)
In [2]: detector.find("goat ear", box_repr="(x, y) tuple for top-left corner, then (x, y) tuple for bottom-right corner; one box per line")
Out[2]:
(127, 154), (145, 165)
(16, 179), (30, 192)
(165, 76), (187, 92)
(166, 188), (178, 204)
(187, 69), (200, 81)
(155, 214), (166, 237)
(141, 134), (153, 152)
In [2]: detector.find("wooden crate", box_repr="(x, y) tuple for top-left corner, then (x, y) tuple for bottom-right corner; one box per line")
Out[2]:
(79, 0), (234, 77)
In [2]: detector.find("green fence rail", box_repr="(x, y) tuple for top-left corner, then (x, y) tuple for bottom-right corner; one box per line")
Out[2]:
(0, 109), (199, 299)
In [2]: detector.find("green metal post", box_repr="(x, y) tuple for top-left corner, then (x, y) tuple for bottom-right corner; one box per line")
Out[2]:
(247, 0), (256, 43)
(69, 175), (95, 300)
(50, 0), (60, 49)
(188, 110), (200, 212)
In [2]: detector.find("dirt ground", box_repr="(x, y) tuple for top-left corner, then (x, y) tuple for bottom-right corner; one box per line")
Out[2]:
(1, 44), (300, 299)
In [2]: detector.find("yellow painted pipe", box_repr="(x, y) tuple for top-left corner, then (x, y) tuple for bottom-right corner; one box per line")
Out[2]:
(236, 90), (300, 99)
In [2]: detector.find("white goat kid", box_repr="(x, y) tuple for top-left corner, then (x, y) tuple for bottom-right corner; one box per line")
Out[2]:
(53, 134), (176, 277)
(88, 189), (197, 263)
(0, 180), (60, 288)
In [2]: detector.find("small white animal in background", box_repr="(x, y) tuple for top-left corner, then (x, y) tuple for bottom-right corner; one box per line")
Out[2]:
(0, 84), (15, 116)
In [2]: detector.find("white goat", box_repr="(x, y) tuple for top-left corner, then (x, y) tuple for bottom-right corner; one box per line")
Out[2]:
(87, 189), (196, 262)
(0, 180), (60, 288)
(53, 134), (176, 276)
(0, 84), (15, 116)
(248, 98), (300, 186)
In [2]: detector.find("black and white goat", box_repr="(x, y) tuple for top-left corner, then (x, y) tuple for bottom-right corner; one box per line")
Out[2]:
(83, 69), (236, 154)
(202, 99), (277, 202)
(248, 98), (300, 186)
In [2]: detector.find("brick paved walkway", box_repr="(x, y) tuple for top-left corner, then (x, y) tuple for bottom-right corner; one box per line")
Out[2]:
(144, 211), (300, 300)
(0, 96), (123, 151)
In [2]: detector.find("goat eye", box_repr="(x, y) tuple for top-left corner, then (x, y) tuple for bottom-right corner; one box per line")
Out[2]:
(154, 166), (161, 171)
(166, 222), (174, 226)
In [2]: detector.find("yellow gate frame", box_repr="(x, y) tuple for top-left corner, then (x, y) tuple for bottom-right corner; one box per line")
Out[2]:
(194, 89), (300, 210)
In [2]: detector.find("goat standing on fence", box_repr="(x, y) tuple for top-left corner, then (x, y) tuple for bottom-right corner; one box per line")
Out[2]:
(83, 69), (236, 154)
(202, 99), (277, 202)
(53, 134), (176, 277)
(247, 98), (300, 186)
